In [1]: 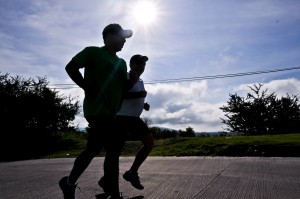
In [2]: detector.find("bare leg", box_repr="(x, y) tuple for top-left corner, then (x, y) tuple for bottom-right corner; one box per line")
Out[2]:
(68, 148), (99, 184)
(103, 133), (126, 196)
(130, 133), (154, 172)
(68, 118), (104, 185)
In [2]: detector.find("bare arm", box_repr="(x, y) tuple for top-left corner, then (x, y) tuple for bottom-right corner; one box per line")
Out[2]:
(124, 70), (139, 92)
(124, 90), (147, 99)
(65, 59), (86, 89)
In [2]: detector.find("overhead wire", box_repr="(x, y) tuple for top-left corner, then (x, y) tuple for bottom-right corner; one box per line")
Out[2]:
(48, 66), (300, 89)
(145, 66), (300, 84)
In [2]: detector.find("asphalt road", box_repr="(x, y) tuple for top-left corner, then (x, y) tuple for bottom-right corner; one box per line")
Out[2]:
(1, 157), (300, 199)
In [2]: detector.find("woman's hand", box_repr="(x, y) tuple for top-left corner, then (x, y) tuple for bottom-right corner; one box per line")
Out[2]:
(144, 102), (150, 111)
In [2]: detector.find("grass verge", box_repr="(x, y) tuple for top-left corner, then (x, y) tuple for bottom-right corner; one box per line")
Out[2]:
(42, 133), (300, 158)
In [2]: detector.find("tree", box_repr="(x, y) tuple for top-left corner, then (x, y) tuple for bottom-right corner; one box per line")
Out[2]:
(0, 73), (80, 160)
(220, 84), (300, 135)
(179, 127), (196, 137)
(141, 116), (153, 127)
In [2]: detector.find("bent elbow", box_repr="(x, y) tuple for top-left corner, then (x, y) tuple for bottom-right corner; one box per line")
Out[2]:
(65, 59), (79, 74)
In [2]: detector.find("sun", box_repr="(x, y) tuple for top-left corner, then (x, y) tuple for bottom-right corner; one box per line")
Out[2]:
(133, 1), (158, 25)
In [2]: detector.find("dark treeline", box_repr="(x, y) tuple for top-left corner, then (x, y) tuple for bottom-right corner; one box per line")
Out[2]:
(0, 73), (80, 161)
(0, 73), (196, 161)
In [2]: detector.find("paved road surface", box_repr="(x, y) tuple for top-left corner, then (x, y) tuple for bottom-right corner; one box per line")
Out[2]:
(1, 157), (300, 199)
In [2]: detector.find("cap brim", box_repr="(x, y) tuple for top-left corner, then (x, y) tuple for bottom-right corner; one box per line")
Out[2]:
(120, 29), (133, 38)
(141, 56), (149, 62)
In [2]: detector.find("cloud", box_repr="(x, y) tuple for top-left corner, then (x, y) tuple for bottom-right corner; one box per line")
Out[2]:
(234, 78), (300, 98)
(210, 46), (243, 71)
(264, 78), (300, 97)
(145, 81), (207, 107)
(141, 78), (300, 132)
(141, 81), (227, 132)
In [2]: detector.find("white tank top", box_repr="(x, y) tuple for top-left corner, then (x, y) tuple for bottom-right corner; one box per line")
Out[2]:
(117, 79), (145, 117)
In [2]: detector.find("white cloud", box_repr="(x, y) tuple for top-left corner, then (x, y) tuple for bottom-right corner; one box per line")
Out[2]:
(141, 78), (300, 132)
(141, 81), (227, 132)
(264, 78), (300, 97)
(234, 78), (300, 97)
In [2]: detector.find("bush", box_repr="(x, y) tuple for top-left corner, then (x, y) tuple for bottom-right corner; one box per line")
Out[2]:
(0, 72), (80, 161)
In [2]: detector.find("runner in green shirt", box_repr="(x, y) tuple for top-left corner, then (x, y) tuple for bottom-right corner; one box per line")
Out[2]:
(59, 23), (137, 199)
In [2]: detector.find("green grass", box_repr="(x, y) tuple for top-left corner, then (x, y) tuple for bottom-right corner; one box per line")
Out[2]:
(150, 134), (300, 157)
(42, 133), (300, 158)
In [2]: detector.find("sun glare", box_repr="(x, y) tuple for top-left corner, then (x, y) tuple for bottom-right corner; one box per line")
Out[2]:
(133, 1), (158, 25)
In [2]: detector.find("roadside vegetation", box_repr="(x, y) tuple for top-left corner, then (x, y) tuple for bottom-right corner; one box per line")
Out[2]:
(1, 73), (300, 162)
(41, 132), (300, 158)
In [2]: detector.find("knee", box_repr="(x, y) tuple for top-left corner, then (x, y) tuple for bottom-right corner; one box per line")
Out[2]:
(143, 134), (154, 150)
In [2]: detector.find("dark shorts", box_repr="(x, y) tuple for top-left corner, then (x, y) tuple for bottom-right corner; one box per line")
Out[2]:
(85, 116), (126, 154)
(115, 115), (151, 141)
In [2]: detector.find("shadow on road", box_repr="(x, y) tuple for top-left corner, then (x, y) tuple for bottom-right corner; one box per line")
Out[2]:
(95, 193), (144, 199)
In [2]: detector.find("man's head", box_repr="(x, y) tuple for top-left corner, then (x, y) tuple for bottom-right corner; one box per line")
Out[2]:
(130, 54), (148, 76)
(102, 24), (132, 39)
(102, 24), (132, 53)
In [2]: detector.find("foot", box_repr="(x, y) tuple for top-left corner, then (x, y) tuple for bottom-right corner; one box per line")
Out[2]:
(98, 177), (112, 195)
(59, 176), (76, 199)
(123, 170), (144, 190)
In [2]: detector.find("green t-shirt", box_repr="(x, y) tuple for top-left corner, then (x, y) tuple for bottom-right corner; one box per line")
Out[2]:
(72, 46), (128, 118)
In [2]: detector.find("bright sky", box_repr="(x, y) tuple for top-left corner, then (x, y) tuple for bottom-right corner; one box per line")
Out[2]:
(1, 0), (300, 132)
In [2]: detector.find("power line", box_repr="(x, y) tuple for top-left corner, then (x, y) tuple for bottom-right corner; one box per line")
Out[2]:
(49, 65), (300, 89)
(145, 66), (300, 84)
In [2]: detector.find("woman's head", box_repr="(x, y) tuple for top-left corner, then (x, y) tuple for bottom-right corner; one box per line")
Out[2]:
(130, 54), (148, 75)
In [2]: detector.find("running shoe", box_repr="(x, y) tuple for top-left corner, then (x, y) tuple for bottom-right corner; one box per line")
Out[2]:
(59, 176), (77, 199)
(123, 170), (144, 190)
